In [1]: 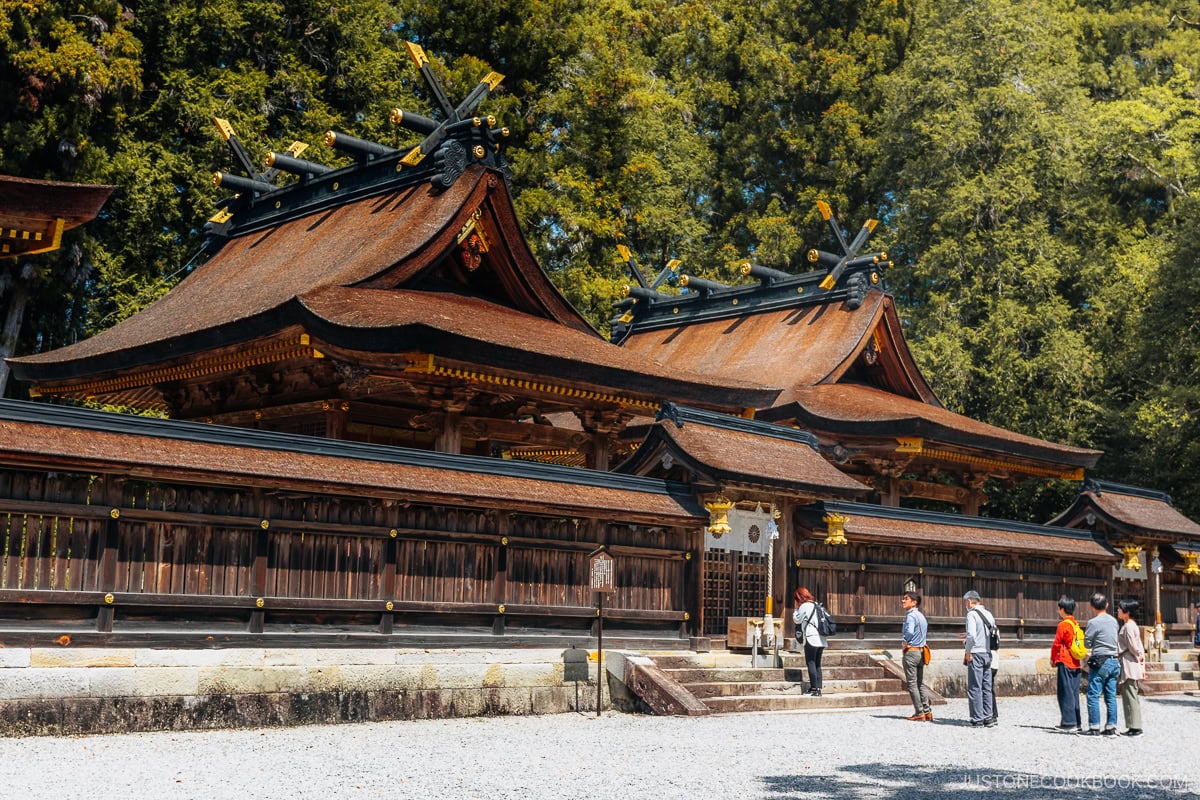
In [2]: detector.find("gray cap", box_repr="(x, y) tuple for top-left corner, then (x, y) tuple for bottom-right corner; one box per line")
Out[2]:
(963, 590), (981, 602)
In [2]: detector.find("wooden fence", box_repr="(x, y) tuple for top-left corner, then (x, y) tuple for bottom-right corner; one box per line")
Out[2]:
(0, 467), (695, 645)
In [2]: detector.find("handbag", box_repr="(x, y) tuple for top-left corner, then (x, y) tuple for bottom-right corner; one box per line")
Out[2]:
(922, 645), (931, 666)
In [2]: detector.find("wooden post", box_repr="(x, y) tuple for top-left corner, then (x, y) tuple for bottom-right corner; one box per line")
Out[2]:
(249, 490), (268, 634)
(492, 513), (509, 635)
(95, 476), (125, 633)
(1016, 559), (1025, 643)
(380, 529), (397, 635)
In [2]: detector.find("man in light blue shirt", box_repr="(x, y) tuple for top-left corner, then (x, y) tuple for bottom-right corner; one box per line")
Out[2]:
(963, 590), (996, 727)
(901, 590), (932, 721)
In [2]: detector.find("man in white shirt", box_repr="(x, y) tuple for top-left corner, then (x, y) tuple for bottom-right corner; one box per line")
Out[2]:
(962, 590), (997, 727)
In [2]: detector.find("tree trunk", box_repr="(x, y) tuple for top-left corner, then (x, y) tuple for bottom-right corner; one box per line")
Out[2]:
(0, 278), (31, 398)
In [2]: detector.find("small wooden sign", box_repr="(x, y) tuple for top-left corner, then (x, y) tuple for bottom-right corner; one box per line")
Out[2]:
(589, 547), (615, 593)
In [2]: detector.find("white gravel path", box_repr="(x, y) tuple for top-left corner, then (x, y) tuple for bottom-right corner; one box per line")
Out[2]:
(0, 696), (1197, 800)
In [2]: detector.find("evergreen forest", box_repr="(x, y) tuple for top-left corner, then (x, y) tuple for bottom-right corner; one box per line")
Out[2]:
(3, 0), (1200, 522)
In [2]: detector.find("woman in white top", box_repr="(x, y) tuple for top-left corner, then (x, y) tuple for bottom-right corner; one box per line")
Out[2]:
(792, 586), (828, 696)
(1116, 599), (1146, 736)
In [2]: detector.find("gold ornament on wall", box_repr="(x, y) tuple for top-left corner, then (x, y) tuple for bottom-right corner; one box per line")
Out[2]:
(704, 496), (733, 536)
(822, 513), (849, 546)
(1120, 545), (1142, 572)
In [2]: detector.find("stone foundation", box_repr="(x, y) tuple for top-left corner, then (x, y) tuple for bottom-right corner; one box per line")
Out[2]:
(0, 647), (608, 736)
(924, 648), (1058, 697)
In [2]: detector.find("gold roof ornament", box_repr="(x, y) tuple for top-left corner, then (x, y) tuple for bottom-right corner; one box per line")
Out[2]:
(823, 512), (849, 546)
(1120, 545), (1142, 572)
(1182, 552), (1200, 576)
(704, 496), (733, 536)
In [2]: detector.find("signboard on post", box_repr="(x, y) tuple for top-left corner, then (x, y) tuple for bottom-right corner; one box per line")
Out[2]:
(589, 548), (615, 593)
(588, 546), (614, 717)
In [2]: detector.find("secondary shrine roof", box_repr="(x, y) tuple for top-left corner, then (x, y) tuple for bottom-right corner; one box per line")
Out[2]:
(799, 501), (1118, 561)
(0, 399), (704, 523)
(1050, 480), (1200, 541)
(0, 175), (114, 258)
(616, 403), (869, 497)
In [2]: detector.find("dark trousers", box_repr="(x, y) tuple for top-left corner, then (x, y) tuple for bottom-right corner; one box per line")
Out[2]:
(804, 642), (823, 691)
(1056, 664), (1081, 728)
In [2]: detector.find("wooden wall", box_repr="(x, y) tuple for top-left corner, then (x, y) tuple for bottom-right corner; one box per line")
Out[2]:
(789, 539), (1111, 643)
(0, 467), (694, 643)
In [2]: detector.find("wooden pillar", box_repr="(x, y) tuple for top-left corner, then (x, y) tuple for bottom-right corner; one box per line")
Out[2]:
(95, 476), (125, 633)
(586, 433), (611, 471)
(380, 522), (398, 635)
(436, 412), (463, 454)
(771, 500), (787, 625)
(492, 513), (509, 635)
(249, 489), (268, 634)
(1016, 559), (1025, 643)
(323, 400), (348, 439)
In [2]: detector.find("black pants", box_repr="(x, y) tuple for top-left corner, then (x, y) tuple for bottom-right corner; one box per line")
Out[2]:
(804, 643), (824, 691)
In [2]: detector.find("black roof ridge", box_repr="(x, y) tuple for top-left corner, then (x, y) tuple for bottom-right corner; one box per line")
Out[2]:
(815, 499), (1107, 542)
(612, 270), (886, 342)
(1083, 478), (1173, 505)
(657, 402), (819, 450)
(0, 399), (699, 503)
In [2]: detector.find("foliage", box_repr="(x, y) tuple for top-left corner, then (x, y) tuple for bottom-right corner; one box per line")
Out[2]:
(4, 0), (1200, 518)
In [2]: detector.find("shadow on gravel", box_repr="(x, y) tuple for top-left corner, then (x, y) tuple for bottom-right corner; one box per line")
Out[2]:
(761, 763), (1199, 800)
(1145, 696), (1200, 708)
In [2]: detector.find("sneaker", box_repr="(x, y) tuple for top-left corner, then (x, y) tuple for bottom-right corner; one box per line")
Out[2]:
(1102, 728), (1117, 736)
(905, 713), (927, 722)
(1080, 729), (1100, 736)
(924, 712), (934, 722)
(1123, 729), (1143, 737)
(985, 720), (998, 728)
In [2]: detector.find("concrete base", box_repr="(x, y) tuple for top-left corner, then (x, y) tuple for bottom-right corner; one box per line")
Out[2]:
(923, 648), (1061, 698)
(0, 646), (610, 736)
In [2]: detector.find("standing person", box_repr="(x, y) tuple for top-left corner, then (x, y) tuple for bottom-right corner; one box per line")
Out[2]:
(962, 590), (996, 727)
(1116, 600), (1145, 736)
(901, 590), (932, 721)
(1083, 592), (1120, 736)
(792, 587), (827, 697)
(1050, 595), (1083, 732)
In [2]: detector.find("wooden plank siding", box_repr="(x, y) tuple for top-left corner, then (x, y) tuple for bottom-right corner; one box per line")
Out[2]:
(0, 466), (694, 639)
(793, 541), (1112, 641)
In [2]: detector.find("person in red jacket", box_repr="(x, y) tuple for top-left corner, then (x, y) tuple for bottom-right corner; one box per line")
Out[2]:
(1051, 595), (1083, 732)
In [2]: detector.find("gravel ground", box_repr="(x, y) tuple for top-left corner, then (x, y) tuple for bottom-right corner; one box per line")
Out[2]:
(0, 696), (1197, 800)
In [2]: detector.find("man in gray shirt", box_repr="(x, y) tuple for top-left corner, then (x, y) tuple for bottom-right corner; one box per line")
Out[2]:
(1083, 592), (1120, 735)
(962, 590), (996, 727)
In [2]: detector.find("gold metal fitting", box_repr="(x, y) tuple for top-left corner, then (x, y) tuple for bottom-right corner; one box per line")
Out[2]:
(109, 508), (120, 519)
(472, 116), (481, 126)
(618, 311), (634, 324)
(211, 171), (223, 187)
(683, 612), (690, 621)
(104, 593), (114, 605)
(880, 251), (888, 260)
(870, 272), (879, 284)
(822, 513), (849, 546)
(501, 536), (508, 546)
(684, 551), (692, 561)
(385, 601), (394, 612)
(860, 563), (867, 571)
(265, 152), (277, 167)
(704, 496), (734, 536)
(254, 411), (262, 420)
(486, 115), (496, 126)
(500, 127), (510, 137)
(473, 144), (486, 159)
(1062, 576), (1068, 583)
(1183, 552), (1200, 576)
(971, 571), (976, 577)
(795, 559), (802, 567)
(621, 285), (632, 298)
(807, 249), (819, 263)
(389, 529), (398, 538)
(323, 131), (337, 147)
(498, 604), (506, 614)
(860, 615), (866, 624)
(1019, 618), (1025, 626)
(255, 597), (265, 608)
(918, 567), (924, 575)
(679, 274), (692, 287)
(389, 108), (404, 125)
(1019, 574), (1025, 581)
(1120, 545), (1142, 571)
(739, 262), (752, 275)
(260, 520), (270, 530)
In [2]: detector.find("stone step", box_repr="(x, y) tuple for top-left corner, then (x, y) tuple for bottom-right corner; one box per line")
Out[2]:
(785, 666), (886, 681)
(1141, 679), (1200, 695)
(702, 691), (913, 713)
(1144, 665), (1199, 679)
(685, 678), (905, 698)
(780, 652), (876, 667)
(662, 667), (785, 683)
(652, 654), (765, 670)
